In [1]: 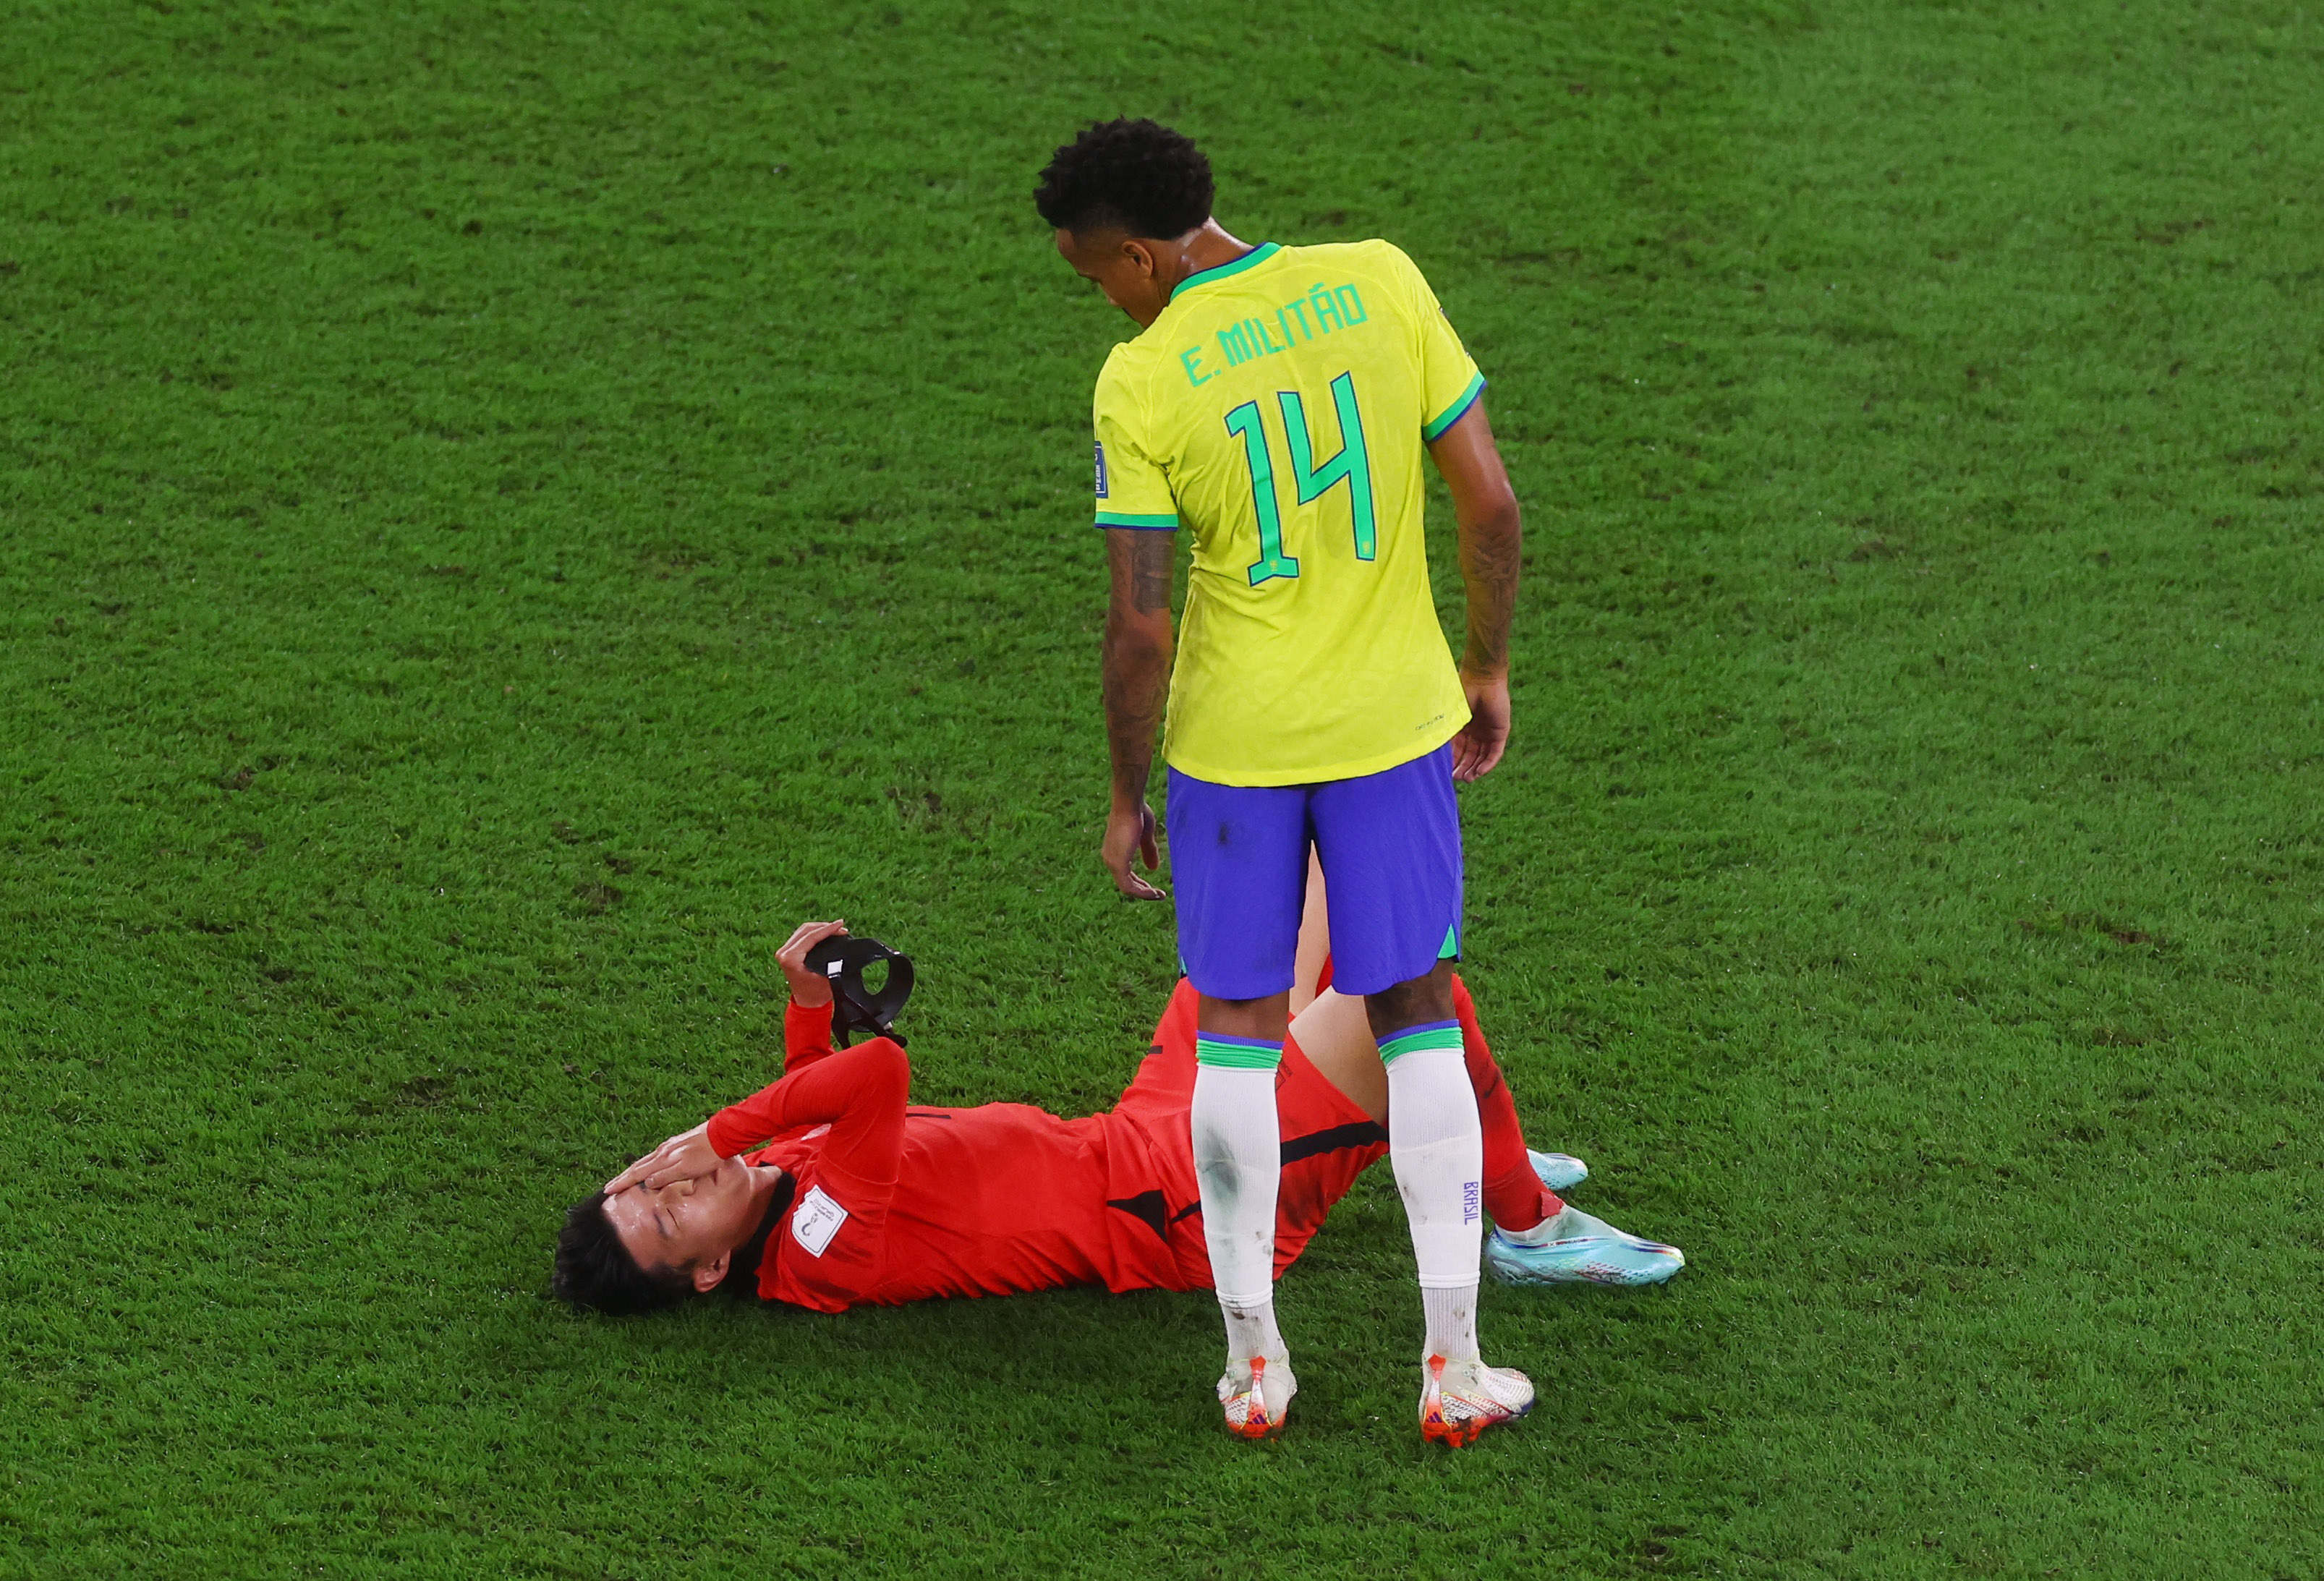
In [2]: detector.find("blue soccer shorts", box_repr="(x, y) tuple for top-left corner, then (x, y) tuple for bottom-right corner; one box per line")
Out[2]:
(1165, 743), (1463, 1000)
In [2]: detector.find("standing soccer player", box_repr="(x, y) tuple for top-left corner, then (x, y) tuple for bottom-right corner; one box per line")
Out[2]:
(1036, 120), (1529, 1444)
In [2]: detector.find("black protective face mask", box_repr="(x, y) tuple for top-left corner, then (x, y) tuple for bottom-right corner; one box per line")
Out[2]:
(802, 934), (916, 1047)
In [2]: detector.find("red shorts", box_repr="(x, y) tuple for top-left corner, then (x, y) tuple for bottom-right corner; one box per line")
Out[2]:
(1097, 979), (1387, 1292)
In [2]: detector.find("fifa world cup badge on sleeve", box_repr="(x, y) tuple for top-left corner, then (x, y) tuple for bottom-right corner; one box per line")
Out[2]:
(1094, 440), (1110, 498)
(790, 1185), (850, 1257)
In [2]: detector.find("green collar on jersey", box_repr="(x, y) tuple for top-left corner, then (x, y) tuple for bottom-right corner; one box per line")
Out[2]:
(1171, 241), (1280, 300)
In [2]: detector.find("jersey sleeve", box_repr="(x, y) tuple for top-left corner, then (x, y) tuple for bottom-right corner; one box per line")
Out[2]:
(705, 1035), (907, 1169)
(1394, 247), (1487, 443)
(718, 1039), (911, 1313)
(782, 1000), (837, 1075)
(1092, 356), (1178, 530)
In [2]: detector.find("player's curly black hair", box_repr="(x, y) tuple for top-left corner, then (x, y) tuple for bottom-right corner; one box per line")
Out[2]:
(551, 1192), (692, 1315)
(1034, 118), (1214, 239)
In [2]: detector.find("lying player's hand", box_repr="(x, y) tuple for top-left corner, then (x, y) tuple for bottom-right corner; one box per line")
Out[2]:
(604, 1122), (731, 1195)
(1103, 798), (1165, 900)
(776, 918), (848, 1006)
(1452, 674), (1511, 783)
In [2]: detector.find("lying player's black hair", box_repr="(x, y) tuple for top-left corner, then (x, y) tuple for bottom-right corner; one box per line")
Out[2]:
(1034, 119), (1214, 240)
(551, 1192), (693, 1315)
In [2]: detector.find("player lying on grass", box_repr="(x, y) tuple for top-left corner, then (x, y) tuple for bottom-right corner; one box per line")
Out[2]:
(553, 910), (1682, 1444)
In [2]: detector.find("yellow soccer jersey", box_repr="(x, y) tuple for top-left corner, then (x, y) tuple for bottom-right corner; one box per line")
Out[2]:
(1091, 239), (1486, 787)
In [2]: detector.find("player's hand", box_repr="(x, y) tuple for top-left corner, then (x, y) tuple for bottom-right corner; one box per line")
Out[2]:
(776, 919), (848, 1007)
(605, 1122), (730, 1195)
(1103, 798), (1165, 900)
(1452, 674), (1511, 783)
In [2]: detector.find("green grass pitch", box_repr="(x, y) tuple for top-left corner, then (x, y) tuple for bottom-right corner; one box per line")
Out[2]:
(4, 0), (2322, 1574)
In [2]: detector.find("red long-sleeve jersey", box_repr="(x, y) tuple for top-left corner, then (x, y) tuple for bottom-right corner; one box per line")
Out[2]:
(705, 977), (1552, 1313)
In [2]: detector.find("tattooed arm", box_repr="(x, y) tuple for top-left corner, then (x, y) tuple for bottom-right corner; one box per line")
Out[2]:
(1100, 527), (1175, 898)
(1429, 399), (1523, 783)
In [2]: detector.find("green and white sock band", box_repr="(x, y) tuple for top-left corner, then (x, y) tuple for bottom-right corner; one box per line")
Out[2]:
(1378, 1020), (1464, 1064)
(1196, 1034), (1285, 1071)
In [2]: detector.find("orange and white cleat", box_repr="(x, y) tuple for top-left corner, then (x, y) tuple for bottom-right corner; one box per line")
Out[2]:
(1418, 1354), (1535, 1446)
(1217, 1354), (1296, 1440)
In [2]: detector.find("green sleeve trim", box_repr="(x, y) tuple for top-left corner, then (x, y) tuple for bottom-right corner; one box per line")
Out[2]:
(1422, 372), (1487, 442)
(1094, 511), (1180, 530)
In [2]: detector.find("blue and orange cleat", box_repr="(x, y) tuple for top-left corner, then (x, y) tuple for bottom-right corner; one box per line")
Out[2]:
(1418, 1355), (1535, 1446)
(1528, 1149), (1590, 1193)
(1486, 1204), (1686, 1287)
(1218, 1354), (1295, 1440)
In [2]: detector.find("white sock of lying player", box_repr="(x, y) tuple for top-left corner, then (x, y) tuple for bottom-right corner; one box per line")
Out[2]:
(1189, 1045), (1287, 1367)
(1381, 1034), (1486, 1360)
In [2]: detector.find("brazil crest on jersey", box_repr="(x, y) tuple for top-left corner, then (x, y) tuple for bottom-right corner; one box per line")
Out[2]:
(1091, 240), (1486, 786)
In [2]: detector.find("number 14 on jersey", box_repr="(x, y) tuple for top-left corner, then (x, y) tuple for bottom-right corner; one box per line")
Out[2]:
(1222, 370), (1378, 587)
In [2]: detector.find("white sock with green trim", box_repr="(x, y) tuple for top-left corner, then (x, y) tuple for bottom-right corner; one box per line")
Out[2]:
(1378, 1023), (1484, 1355)
(1191, 1035), (1285, 1355)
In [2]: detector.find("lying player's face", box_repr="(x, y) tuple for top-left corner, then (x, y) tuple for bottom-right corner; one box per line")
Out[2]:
(601, 1155), (763, 1287)
(1055, 226), (1170, 327)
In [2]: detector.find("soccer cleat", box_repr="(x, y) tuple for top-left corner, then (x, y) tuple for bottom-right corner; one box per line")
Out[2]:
(1486, 1204), (1686, 1287)
(1418, 1354), (1535, 1446)
(1217, 1353), (1295, 1440)
(1530, 1149), (1589, 1193)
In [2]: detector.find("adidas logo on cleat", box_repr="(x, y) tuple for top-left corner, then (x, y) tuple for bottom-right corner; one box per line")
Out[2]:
(1219, 1354), (1292, 1441)
(1418, 1354), (1535, 1447)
